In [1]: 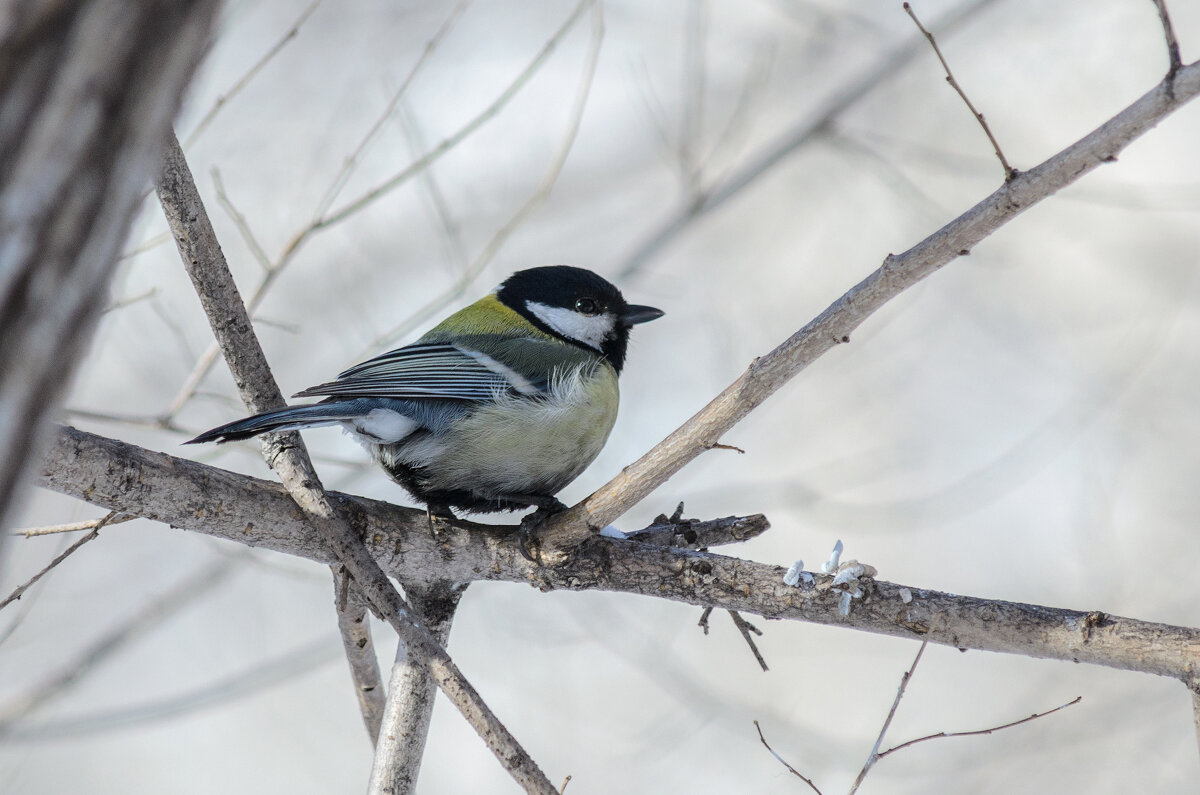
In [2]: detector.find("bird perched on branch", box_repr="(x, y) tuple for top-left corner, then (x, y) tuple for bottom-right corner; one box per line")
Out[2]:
(188, 266), (662, 528)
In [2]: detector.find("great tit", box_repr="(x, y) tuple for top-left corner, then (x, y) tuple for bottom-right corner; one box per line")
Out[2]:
(187, 265), (663, 517)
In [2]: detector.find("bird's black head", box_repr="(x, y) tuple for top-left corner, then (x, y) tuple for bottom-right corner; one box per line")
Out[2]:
(496, 265), (663, 373)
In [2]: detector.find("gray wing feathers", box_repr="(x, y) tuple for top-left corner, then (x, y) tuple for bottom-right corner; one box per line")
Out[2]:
(293, 343), (531, 402)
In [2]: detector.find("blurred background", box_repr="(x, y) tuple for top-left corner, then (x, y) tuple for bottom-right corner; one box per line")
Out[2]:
(3, 0), (1200, 791)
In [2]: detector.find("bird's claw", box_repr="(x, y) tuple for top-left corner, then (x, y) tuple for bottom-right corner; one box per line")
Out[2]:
(516, 500), (567, 563)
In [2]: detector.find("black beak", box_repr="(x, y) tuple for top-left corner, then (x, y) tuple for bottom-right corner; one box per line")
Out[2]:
(622, 304), (664, 325)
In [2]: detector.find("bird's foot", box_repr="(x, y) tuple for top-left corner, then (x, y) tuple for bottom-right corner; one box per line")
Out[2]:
(426, 503), (457, 536)
(513, 497), (567, 563)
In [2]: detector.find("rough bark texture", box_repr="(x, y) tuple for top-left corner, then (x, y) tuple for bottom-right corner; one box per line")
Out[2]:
(40, 426), (1200, 683)
(369, 581), (467, 795)
(155, 133), (555, 793)
(157, 129), (389, 749)
(0, 0), (218, 537)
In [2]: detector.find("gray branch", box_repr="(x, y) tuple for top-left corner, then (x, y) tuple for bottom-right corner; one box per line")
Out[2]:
(39, 426), (1200, 686)
(154, 134), (555, 792)
(537, 57), (1200, 558)
(369, 580), (467, 795)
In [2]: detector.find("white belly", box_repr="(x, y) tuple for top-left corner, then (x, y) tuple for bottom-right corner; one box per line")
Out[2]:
(394, 363), (619, 497)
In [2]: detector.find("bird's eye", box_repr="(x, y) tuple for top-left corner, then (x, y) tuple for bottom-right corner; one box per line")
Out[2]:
(575, 297), (599, 315)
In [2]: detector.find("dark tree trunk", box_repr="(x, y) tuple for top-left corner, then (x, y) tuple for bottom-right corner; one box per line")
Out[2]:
(0, 0), (219, 539)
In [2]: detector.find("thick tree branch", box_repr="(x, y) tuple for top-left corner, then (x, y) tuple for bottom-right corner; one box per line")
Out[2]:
(368, 580), (466, 795)
(39, 426), (1200, 684)
(155, 132), (555, 793)
(0, 0), (217, 536)
(536, 58), (1200, 559)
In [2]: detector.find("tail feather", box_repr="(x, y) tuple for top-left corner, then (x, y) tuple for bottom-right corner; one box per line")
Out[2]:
(186, 403), (364, 444)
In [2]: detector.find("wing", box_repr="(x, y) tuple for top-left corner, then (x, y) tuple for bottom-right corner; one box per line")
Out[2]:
(292, 343), (543, 402)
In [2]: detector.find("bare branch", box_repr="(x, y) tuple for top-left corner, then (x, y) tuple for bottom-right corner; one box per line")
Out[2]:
(39, 425), (1200, 685)
(848, 634), (931, 794)
(313, 0), (472, 222)
(13, 513), (135, 538)
(1191, 683), (1200, 762)
(0, 558), (236, 733)
(358, 0), (605, 357)
(156, 133), (556, 793)
(727, 610), (769, 672)
(1, 636), (335, 740)
(183, 0), (324, 147)
(0, 513), (111, 611)
(538, 58), (1200, 558)
(616, 0), (999, 278)
(103, 288), (159, 314)
(318, 0), (592, 230)
(753, 720), (823, 795)
(877, 695), (1082, 758)
(211, 167), (273, 272)
(1150, 0), (1182, 79)
(336, 573), (387, 746)
(160, 0), (584, 422)
(904, 2), (1015, 181)
(369, 580), (466, 795)
(624, 511), (769, 549)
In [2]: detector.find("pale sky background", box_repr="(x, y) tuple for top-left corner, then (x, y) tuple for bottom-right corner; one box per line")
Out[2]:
(4, 0), (1200, 792)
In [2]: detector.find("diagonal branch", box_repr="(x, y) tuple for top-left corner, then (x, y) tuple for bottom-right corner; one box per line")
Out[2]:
(535, 58), (1200, 559)
(155, 132), (556, 793)
(903, 1), (1015, 180)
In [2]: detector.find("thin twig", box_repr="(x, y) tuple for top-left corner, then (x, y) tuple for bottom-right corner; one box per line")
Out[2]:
(159, 0), (575, 422)
(359, 0), (603, 356)
(0, 514), (113, 611)
(727, 610), (769, 672)
(753, 720), (823, 795)
(13, 512), (135, 537)
(848, 634), (932, 794)
(319, 0), (591, 230)
(903, 2), (1015, 181)
(183, 0), (324, 147)
(60, 407), (190, 435)
(397, 100), (471, 273)
(312, 0), (472, 221)
(616, 0), (999, 278)
(697, 605), (714, 634)
(0, 558), (236, 729)
(211, 167), (273, 272)
(1, 636), (333, 740)
(678, 0), (708, 196)
(877, 695), (1082, 758)
(118, 230), (172, 260)
(1150, 0), (1182, 80)
(103, 288), (158, 313)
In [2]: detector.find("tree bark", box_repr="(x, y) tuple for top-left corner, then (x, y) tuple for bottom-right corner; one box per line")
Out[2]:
(0, 0), (218, 538)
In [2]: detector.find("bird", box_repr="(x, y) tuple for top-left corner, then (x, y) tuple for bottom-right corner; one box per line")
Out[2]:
(187, 265), (662, 525)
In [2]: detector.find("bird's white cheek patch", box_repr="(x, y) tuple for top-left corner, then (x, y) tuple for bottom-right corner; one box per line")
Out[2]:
(524, 301), (616, 350)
